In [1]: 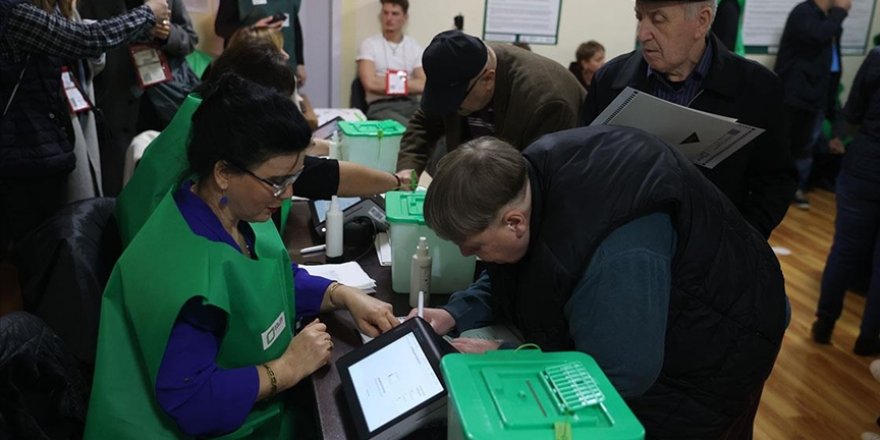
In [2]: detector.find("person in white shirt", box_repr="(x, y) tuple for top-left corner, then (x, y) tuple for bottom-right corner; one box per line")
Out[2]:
(356, 0), (425, 124)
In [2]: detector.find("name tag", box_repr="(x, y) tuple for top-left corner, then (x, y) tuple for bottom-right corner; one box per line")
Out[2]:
(128, 44), (171, 88)
(60, 67), (91, 114)
(261, 311), (287, 350)
(385, 70), (408, 96)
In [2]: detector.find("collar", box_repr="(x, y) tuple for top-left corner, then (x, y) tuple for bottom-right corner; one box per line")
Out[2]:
(174, 180), (255, 254)
(646, 36), (713, 85)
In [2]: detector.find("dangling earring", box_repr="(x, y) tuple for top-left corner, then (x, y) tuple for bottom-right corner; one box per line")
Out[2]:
(219, 193), (228, 207)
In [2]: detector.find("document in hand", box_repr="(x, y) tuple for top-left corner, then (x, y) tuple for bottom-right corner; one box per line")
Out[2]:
(590, 87), (764, 169)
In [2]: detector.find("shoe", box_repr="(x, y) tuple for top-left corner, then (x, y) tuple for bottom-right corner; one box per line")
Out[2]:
(863, 432), (880, 440)
(871, 359), (880, 382)
(811, 318), (834, 344)
(793, 190), (810, 209)
(854, 336), (880, 356)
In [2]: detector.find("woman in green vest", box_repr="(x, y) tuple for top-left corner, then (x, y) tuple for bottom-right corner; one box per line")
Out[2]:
(84, 73), (399, 439)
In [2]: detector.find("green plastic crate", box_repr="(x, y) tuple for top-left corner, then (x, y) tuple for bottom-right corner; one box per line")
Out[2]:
(338, 120), (405, 173)
(441, 350), (644, 440)
(385, 191), (476, 294)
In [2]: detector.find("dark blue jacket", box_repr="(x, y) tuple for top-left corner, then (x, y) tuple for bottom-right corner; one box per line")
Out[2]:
(0, 0), (74, 177)
(487, 125), (787, 437)
(774, 0), (847, 111)
(842, 47), (880, 183)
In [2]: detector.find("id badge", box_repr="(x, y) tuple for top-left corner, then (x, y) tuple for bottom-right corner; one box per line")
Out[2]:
(385, 70), (408, 96)
(61, 67), (91, 114)
(252, 0), (267, 5)
(128, 44), (172, 88)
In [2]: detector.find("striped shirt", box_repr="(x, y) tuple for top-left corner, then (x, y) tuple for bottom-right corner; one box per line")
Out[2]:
(1, 3), (155, 61)
(646, 38), (714, 107)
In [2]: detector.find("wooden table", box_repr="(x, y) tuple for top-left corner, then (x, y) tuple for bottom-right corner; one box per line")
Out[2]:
(284, 200), (447, 440)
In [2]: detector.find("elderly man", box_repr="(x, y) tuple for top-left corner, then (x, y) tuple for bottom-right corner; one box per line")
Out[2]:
(356, 0), (425, 124)
(417, 127), (787, 438)
(395, 30), (584, 176)
(581, 0), (797, 239)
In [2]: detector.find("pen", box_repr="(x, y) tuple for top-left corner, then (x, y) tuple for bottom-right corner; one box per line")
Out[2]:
(418, 290), (424, 319)
(300, 244), (326, 254)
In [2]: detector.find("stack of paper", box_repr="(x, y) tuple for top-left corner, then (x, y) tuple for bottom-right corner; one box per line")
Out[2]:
(301, 261), (377, 293)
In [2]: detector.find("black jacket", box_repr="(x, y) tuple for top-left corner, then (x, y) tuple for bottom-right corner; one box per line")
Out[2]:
(582, 36), (796, 238)
(774, 0), (846, 112)
(487, 125), (787, 438)
(0, 0), (74, 177)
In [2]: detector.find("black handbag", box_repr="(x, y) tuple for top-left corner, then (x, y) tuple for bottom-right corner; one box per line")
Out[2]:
(144, 56), (200, 126)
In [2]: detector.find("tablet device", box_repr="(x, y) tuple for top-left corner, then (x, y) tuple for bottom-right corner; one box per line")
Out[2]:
(310, 196), (387, 237)
(337, 317), (456, 440)
(313, 116), (343, 140)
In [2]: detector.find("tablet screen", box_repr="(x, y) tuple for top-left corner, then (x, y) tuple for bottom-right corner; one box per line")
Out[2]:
(347, 333), (445, 432)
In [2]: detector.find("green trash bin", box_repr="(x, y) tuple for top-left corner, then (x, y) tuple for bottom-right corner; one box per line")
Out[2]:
(441, 350), (644, 440)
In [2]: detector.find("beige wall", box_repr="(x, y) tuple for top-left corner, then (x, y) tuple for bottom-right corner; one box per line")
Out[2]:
(183, 0), (879, 106)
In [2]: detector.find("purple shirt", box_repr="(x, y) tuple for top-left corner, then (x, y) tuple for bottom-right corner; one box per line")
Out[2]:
(155, 181), (332, 437)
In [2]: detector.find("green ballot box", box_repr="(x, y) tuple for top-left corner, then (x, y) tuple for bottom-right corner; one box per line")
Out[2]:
(337, 120), (405, 173)
(385, 191), (477, 294)
(441, 350), (644, 440)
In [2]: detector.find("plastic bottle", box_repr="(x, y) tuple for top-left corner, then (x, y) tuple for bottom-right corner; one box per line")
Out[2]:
(325, 195), (344, 263)
(409, 237), (432, 308)
(329, 130), (340, 160)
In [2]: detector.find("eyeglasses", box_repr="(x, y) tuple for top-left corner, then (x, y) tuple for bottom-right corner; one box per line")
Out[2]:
(227, 160), (303, 198)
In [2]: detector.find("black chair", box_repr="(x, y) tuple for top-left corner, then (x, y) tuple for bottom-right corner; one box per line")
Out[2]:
(13, 197), (121, 385)
(350, 77), (369, 114)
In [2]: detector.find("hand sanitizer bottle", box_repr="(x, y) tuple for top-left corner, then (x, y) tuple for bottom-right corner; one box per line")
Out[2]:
(409, 237), (432, 308)
(325, 196), (344, 263)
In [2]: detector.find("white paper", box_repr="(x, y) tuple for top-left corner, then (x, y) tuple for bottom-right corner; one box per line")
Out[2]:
(301, 261), (376, 292)
(484, 0), (561, 44)
(348, 333), (444, 431)
(590, 87), (764, 169)
(314, 108), (367, 126)
(374, 232), (392, 267)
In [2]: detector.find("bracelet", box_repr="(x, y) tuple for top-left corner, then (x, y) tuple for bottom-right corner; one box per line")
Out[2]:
(327, 282), (343, 305)
(390, 172), (402, 189)
(262, 363), (277, 396)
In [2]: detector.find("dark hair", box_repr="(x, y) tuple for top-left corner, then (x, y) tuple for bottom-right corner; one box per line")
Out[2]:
(424, 137), (527, 243)
(380, 0), (408, 14)
(188, 73), (311, 179)
(575, 40), (605, 63)
(198, 39), (296, 96)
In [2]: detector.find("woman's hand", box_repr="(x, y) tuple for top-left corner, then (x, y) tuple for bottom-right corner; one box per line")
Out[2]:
(405, 307), (456, 335)
(331, 284), (398, 337)
(450, 337), (501, 354)
(280, 319), (332, 382)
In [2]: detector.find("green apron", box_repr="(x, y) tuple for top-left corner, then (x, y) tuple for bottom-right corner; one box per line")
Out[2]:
(237, 0), (302, 71)
(85, 189), (297, 439)
(116, 94), (293, 248)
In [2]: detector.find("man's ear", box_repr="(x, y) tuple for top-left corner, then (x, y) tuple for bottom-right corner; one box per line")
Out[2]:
(697, 6), (713, 37)
(502, 210), (528, 237)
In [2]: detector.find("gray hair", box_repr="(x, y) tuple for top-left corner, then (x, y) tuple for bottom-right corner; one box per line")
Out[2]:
(686, 0), (716, 26)
(424, 137), (527, 243)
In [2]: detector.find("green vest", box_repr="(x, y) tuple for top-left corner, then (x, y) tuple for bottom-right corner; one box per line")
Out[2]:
(85, 189), (297, 439)
(116, 94), (292, 248)
(237, 0), (302, 71)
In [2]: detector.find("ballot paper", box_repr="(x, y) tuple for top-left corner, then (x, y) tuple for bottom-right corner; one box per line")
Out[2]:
(301, 261), (376, 293)
(590, 87), (765, 169)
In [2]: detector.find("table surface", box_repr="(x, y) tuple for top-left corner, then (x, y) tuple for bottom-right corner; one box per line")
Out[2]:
(284, 200), (448, 440)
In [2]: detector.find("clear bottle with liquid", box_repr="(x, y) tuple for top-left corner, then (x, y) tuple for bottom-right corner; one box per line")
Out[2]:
(409, 236), (432, 308)
(325, 195), (344, 263)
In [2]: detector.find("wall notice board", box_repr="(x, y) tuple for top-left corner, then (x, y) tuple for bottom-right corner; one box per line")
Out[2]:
(742, 0), (876, 55)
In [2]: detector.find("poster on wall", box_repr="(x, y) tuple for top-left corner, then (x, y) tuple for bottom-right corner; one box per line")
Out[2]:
(482, 0), (562, 45)
(741, 0), (876, 55)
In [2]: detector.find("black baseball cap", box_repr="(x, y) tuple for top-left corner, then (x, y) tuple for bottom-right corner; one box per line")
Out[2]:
(420, 30), (488, 115)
